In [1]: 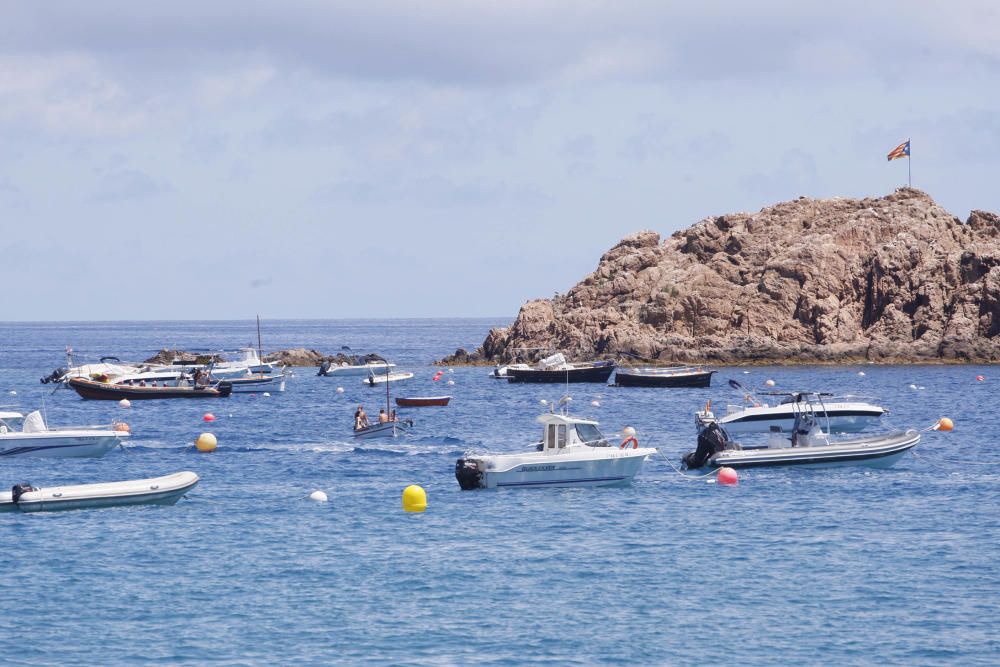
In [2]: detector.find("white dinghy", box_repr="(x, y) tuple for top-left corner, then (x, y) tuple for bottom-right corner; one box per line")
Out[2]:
(0, 471), (199, 513)
(455, 406), (656, 489)
(0, 410), (128, 458)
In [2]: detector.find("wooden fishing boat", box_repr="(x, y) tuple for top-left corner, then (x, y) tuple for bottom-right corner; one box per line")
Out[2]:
(505, 353), (616, 384)
(613, 366), (715, 388)
(67, 377), (233, 400)
(395, 395), (451, 407)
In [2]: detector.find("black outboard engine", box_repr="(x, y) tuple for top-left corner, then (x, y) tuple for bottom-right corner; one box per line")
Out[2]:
(682, 422), (735, 469)
(11, 483), (37, 503)
(317, 360), (332, 377)
(40, 367), (67, 384)
(455, 458), (484, 490)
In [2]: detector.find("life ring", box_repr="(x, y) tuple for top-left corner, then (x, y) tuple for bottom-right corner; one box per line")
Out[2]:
(620, 436), (639, 449)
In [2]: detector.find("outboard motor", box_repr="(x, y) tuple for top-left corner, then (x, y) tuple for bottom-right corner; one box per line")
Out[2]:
(455, 458), (484, 490)
(11, 483), (37, 503)
(317, 360), (332, 377)
(40, 367), (67, 384)
(682, 422), (736, 469)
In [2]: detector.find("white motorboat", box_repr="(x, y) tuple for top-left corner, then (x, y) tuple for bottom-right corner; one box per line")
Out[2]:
(455, 410), (655, 489)
(685, 392), (918, 469)
(0, 471), (198, 512)
(320, 360), (397, 377)
(696, 382), (886, 434)
(363, 371), (414, 385)
(0, 410), (129, 458)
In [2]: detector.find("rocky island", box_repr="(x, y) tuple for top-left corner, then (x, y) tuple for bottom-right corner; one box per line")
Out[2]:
(446, 188), (1000, 364)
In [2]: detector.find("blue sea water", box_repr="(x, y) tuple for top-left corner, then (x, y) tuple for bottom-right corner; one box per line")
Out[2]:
(0, 318), (998, 666)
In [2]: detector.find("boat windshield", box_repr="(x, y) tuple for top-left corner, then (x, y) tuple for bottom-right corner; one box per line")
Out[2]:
(575, 423), (608, 447)
(0, 416), (24, 433)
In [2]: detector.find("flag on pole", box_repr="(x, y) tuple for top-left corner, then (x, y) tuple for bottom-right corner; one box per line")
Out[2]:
(887, 140), (910, 161)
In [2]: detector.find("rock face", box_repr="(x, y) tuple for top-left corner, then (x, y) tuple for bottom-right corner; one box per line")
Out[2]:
(457, 188), (1000, 364)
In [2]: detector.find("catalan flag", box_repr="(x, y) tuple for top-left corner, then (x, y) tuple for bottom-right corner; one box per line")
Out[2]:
(887, 139), (910, 161)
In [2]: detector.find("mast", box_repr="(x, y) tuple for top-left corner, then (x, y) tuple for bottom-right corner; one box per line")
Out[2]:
(256, 314), (263, 363)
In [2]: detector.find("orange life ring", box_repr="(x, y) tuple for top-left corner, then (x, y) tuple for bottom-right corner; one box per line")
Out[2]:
(620, 436), (639, 449)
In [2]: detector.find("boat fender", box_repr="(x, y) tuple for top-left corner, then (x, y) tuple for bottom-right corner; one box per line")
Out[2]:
(11, 483), (37, 503)
(620, 436), (639, 449)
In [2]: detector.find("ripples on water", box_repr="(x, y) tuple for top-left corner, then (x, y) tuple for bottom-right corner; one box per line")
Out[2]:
(0, 320), (998, 665)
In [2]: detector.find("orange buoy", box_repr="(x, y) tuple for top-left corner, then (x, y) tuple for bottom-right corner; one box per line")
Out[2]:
(937, 417), (954, 432)
(717, 467), (739, 485)
(203, 413), (216, 422)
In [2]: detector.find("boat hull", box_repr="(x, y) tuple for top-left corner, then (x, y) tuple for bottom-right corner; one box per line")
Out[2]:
(506, 364), (615, 384)
(352, 421), (410, 440)
(457, 449), (653, 489)
(68, 377), (232, 400)
(395, 396), (451, 407)
(0, 471), (199, 513)
(321, 363), (395, 377)
(364, 372), (414, 385)
(708, 430), (920, 469)
(614, 369), (715, 388)
(0, 433), (125, 458)
(224, 374), (284, 392)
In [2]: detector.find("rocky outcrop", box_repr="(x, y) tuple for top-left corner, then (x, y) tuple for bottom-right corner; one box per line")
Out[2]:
(144, 349), (221, 365)
(264, 348), (328, 366)
(452, 188), (1000, 364)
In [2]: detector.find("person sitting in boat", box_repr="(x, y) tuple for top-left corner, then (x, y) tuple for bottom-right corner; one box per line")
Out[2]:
(378, 409), (389, 423)
(354, 405), (369, 430)
(389, 409), (397, 422)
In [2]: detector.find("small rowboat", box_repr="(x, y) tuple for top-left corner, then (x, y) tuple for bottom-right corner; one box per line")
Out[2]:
(395, 395), (451, 407)
(614, 366), (715, 388)
(0, 471), (199, 513)
(67, 377), (233, 400)
(352, 420), (411, 440)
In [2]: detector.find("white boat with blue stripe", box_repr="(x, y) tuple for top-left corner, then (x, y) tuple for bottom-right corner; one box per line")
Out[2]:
(455, 410), (655, 490)
(0, 410), (128, 458)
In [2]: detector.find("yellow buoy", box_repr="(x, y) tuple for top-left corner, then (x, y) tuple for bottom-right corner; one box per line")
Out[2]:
(195, 432), (217, 453)
(402, 484), (426, 513)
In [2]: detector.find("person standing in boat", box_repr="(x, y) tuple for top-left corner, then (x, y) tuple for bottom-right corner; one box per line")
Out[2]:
(355, 405), (369, 430)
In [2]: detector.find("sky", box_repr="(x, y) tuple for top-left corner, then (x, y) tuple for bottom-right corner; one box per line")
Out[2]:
(2, 1), (999, 320)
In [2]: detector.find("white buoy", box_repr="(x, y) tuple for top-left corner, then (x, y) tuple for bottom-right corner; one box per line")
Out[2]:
(308, 490), (328, 503)
(540, 399), (548, 406)
(742, 371), (750, 375)
(909, 384), (918, 390)
(336, 387), (345, 394)
(8, 390), (15, 395)
(447, 379), (455, 385)
(591, 400), (600, 407)
(118, 398), (131, 408)
(858, 371), (865, 376)
(263, 392), (271, 397)
(765, 379), (776, 387)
